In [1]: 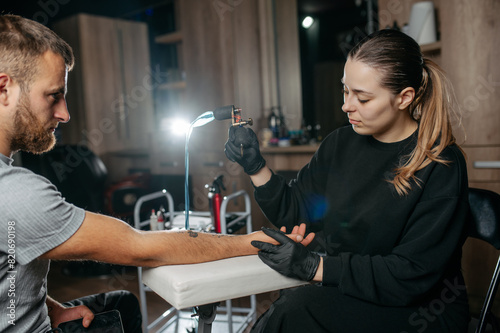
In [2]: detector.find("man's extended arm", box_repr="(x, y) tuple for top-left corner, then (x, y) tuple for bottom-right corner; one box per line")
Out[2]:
(41, 211), (310, 267)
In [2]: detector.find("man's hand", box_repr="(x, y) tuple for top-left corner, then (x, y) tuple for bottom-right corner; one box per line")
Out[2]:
(47, 297), (94, 328)
(250, 223), (315, 247)
(251, 227), (320, 281)
(224, 126), (266, 175)
(280, 223), (315, 246)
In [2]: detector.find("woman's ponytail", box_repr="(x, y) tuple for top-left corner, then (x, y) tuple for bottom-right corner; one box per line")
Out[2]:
(391, 59), (462, 195)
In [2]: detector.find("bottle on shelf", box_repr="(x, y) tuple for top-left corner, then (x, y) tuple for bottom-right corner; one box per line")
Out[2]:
(276, 106), (290, 147)
(268, 107), (280, 146)
(157, 207), (165, 230)
(299, 118), (311, 145)
(277, 107), (289, 140)
(150, 209), (157, 231)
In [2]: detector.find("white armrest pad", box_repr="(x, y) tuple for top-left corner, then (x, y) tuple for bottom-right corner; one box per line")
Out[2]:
(142, 255), (307, 309)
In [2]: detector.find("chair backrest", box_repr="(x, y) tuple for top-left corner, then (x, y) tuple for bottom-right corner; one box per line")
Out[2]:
(468, 188), (500, 333)
(468, 188), (500, 249)
(20, 145), (108, 212)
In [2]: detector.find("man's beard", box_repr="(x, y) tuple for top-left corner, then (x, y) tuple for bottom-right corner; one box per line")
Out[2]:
(10, 95), (56, 154)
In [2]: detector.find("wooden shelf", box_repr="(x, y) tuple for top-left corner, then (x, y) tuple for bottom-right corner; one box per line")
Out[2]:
(260, 144), (318, 172)
(261, 144), (319, 154)
(420, 40), (441, 53)
(157, 80), (186, 90)
(155, 31), (183, 44)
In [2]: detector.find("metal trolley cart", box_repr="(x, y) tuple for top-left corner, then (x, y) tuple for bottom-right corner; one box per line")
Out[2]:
(134, 189), (256, 333)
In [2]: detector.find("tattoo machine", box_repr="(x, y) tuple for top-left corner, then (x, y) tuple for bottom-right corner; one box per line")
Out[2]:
(212, 105), (253, 127)
(213, 105), (253, 157)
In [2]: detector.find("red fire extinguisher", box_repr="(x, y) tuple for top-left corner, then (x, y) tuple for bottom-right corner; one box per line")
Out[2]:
(206, 175), (225, 233)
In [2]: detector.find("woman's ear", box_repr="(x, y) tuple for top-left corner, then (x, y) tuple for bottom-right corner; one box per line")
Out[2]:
(398, 87), (415, 110)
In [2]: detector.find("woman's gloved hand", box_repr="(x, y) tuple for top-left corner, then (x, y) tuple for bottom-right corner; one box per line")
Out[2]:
(224, 126), (266, 175)
(251, 227), (320, 281)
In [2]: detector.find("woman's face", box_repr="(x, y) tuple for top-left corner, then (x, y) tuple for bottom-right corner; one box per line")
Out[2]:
(341, 58), (415, 143)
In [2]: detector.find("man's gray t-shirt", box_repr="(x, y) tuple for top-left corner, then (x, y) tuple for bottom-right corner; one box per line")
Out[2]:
(0, 153), (85, 332)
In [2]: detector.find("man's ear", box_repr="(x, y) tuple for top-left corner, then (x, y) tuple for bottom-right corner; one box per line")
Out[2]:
(398, 87), (415, 110)
(0, 73), (18, 107)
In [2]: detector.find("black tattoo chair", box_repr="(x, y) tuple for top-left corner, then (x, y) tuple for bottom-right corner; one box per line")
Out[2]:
(19, 144), (107, 213)
(468, 188), (500, 333)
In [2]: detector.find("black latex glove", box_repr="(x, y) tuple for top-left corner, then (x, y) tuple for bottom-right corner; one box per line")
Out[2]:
(224, 126), (266, 175)
(251, 227), (320, 281)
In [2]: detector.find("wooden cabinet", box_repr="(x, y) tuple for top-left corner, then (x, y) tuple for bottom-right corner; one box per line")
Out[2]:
(441, 0), (500, 190)
(53, 14), (155, 181)
(440, 0), (500, 316)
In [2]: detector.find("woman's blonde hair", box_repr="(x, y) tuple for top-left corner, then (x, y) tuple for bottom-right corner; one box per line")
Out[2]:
(348, 29), (462, 196)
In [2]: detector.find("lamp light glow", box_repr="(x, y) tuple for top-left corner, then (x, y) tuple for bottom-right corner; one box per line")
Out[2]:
(302, 16), (314, 29)
(160, 117), (190, 136)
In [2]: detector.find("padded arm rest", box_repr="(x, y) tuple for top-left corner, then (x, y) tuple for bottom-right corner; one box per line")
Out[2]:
(142, 255), (307, 309)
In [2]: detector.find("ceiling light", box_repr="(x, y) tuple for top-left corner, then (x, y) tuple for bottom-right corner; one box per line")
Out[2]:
(302, 16), (314, 29)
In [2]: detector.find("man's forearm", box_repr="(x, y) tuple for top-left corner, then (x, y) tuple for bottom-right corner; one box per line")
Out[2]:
(136, 226), (310, 267)
(41, 212), (258, 266)
(41, 212), (303, 268)
(131, 230), (261, 267)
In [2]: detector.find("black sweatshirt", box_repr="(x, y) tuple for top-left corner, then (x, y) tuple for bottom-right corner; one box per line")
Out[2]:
(254, 126), (469, 307)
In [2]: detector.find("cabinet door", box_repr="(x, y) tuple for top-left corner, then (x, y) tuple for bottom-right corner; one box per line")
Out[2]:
(54, 14), (154, 156)
(78, 14), (127, 155)
(112, 18), (155, 152)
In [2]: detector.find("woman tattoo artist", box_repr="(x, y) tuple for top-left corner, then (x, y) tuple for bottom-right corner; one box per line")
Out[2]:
(225, 29), (469, 332)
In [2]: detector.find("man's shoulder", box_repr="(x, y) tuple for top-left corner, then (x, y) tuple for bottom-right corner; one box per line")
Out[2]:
(0, 165), (59, 205)
(1, 165), (53, 187)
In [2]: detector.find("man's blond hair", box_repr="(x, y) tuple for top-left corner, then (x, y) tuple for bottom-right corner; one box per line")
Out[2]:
(0, 14), (74, 92)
